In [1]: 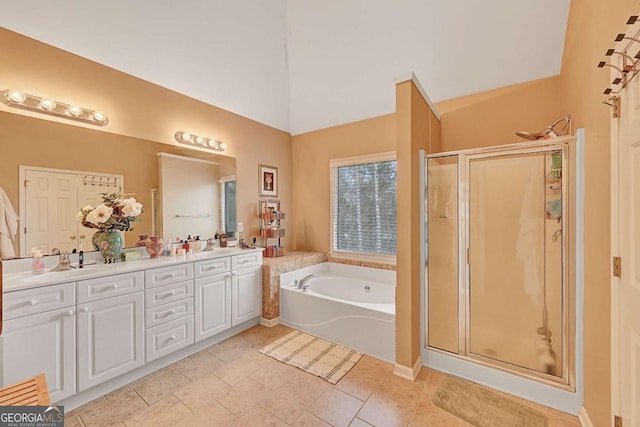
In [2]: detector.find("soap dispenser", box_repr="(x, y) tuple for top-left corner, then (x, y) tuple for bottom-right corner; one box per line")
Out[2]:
(31, 247), (45, 274)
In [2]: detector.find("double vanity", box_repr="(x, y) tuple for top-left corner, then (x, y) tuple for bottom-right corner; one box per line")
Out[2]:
(0, 248), (263, 409)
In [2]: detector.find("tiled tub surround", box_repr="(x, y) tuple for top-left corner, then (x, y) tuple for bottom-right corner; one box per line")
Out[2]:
(279, 263), (396, 362)
(261, 252), (327, 324)
(0, 248), (263, 410)
(260, 252), (395, 324)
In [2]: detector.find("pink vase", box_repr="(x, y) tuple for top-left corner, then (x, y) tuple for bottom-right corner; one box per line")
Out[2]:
(136, 234), (151, 247)
(145, 236), (164, 258)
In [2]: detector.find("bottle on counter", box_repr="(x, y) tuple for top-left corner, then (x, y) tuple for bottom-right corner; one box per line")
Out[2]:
(79, 242), (84, 268)
(31, 247), (45, 274)
(220, 233), (228, 248)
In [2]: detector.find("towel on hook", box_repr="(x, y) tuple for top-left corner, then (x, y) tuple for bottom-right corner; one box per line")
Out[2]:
(0, 185), (19, 259)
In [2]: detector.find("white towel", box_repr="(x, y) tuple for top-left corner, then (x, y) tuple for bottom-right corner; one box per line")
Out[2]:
(0, 186), (18, 259)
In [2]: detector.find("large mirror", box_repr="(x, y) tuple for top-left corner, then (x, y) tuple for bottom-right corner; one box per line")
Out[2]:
(0, 111), (236, 259)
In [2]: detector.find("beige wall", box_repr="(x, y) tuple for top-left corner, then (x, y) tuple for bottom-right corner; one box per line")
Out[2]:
(291, 114), (396, 252)
(0, 28), (292, 249)
(436, 76), (563, 152)
(396, 80), (440, 368)
(559, 1), (639, 425)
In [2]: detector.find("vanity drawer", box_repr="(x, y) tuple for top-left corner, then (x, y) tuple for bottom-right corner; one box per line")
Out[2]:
(4, 282), (75, 319)
(146, 315), (194, 362)
(78, 272), (144, 303)
(145, 280), (193, 308)
(145, 298), (194, 328)
(232, 252), (262, 270)
(145, 264), (194, 289)
(194, 257), (231, 278)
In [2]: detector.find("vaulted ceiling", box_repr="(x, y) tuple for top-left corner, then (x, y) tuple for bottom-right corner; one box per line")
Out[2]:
(1, 0), (570, 135)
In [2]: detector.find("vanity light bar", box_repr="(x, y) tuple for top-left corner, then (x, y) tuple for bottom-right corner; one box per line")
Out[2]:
(174, 131), (226, 152)
(0, 89), (109, 126)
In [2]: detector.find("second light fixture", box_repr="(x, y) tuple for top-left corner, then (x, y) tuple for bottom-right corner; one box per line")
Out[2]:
(175, 131), (226, 152)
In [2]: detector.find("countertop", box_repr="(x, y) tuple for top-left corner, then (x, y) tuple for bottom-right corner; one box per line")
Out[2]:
(1, 248), (263, 293)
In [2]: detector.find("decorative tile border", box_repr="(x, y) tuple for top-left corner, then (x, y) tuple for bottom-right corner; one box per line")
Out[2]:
(326, 254), (396, 271)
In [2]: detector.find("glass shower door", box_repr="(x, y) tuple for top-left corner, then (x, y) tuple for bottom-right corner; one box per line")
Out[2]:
(467, 149), (565, 379)
(426, 156), (460, 354)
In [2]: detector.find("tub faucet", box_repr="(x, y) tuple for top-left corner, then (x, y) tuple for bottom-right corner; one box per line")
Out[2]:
(297, 274), (315, 290)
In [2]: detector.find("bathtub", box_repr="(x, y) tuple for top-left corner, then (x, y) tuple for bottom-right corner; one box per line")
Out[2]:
(279, 262), (395, 362)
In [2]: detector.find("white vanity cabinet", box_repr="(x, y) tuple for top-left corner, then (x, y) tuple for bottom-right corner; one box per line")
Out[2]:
(194, 259), (232, 341)
(0, 248), (263, 406)
(77, 272), (144, 391)
(144, 264), (194, 362)
(231, 253), (262, 325)
(194, 253), (262, 342)
(0, 282), (76, 401)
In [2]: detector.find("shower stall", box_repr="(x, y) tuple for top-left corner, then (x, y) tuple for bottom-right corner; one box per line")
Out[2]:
(422, 135), (584, 414)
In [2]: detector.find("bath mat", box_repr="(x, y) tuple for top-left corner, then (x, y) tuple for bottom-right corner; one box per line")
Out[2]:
(259, 330), (362, 384)
(433, 376), (548, 427)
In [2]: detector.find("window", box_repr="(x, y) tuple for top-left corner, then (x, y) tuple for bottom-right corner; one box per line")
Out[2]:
(331, 152), (397, 256)
(219, 176), (236, 236)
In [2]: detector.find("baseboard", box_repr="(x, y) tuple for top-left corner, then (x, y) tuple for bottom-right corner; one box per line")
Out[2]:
(578, 406), (594, 427)
(259, 316), (280, 327)
(394, 356), (422, 381)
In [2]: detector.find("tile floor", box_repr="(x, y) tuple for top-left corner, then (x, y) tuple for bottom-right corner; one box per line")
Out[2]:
(65, 324), (581, 427)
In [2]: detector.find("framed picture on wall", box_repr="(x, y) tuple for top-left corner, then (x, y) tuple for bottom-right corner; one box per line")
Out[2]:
(259, 164), (278, 197)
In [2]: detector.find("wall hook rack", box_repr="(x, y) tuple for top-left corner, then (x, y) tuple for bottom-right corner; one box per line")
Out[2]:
(597, 14), (640, 115)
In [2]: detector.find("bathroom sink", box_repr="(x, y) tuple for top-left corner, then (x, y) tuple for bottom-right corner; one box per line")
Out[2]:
(6, 263), (109, 285)
(192, 248), (241, 257)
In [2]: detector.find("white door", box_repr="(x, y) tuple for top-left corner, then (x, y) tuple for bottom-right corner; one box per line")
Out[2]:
(0, 307), (76, 401)
(614, 51), (640, 427)
(232, 266), (261, 325)
(195, 273), (231, 341)
(77, 292), (144, 391)
(24, 170), (78, 255)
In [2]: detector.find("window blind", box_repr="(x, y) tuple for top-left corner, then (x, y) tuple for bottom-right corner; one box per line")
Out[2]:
(332, 160), (397, 254)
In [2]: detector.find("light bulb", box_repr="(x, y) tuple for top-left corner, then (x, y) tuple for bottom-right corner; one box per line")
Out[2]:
(38, 98), (56, 111)
(7, 90), (26, 104)
(217, 142), (226, 151)
(195, 136), (205, 144)
(93, 111), (107, 123)
(207, 139), (215, 147)
(180, 132), (192, 142)
(68, 105), (83, 117)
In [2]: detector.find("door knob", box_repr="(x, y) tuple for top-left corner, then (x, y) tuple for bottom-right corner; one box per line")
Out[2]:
(70, 235), (77, 240)
(80, 235), (86, 240)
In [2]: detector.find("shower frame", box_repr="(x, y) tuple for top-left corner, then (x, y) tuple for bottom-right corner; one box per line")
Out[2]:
(421, 135), (583, 414)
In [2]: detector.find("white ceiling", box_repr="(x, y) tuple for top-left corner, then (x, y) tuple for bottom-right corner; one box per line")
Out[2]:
(0, 0), (570, 135)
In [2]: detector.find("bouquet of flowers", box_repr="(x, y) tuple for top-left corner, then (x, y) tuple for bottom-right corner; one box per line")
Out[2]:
(76, 193), (143, 232)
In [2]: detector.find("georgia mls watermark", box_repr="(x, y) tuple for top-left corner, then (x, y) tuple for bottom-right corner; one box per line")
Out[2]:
(0, 406), (64, 427)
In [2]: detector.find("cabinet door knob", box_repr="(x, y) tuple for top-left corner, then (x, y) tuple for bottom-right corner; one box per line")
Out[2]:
(67, 310), (75, 316)
(112, 284), (119, 289)
(170, 310), (176, 315)
(80, 235), (86, 240)
(171, 291), (176, 296)
(70, 235), (77, 240)
(81, 307), (89, 312)
(168, 335), (176, 341)
(29, 299), (37, 306)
